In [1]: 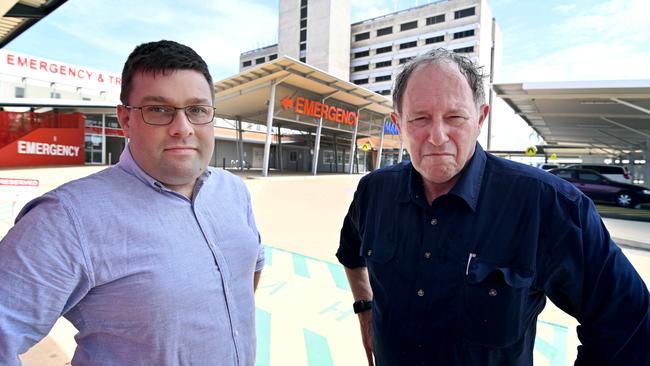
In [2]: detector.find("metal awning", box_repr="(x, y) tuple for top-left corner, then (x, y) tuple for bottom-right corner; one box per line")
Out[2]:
(493, 80), (650, 157)
(0, 0), (67, 48)
(214, 55), (393, 131)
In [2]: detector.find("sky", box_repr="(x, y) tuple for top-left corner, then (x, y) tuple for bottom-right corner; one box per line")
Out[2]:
(5, 0), (650, 149)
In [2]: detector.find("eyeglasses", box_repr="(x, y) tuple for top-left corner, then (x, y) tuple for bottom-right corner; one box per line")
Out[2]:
(123, 105), (216, 125)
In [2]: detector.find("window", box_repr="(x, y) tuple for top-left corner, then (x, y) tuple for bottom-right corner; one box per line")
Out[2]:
(300, 43), (306, 50)
(376, 45), (392, 54)
(578, 172), (603, 183)
(82, 97), (91, 101)
(15, 87), (25, 98)
(453, 29), (475, 39)
(255, 57), (265, 64)
(377, 26), (393, 36)
(426, 14), (445, 25)
(269, 54), (277, 60)
(453, 46), (474, 53)
(454, 7), (475, 19)
(289, 151), (298, 162)
(400, 41), (417, 49)
(355, 32), (370, 41)
(300, 0), (307, 6)
(400, 21), (417, 31)
(399, 57), (412, 64)
(300, 29), (306, 42)
(425, 35), (444, 44)
(354, 50), (370, 58)
(555, 170), (574, 179)
(300, 7), (307, 19)
(242, 60), (252, 67)
(300, 19), (307, 28)
(353, 78), (369, 85)
(323, 150), (334, 164)
(375, 60), (392, 68)
(50, 91), (61, 99)
(378, 89), (391, 95)
(375, 75), (391, 82)
(353, 64), (369, 72)
(300, 57), (306, 63)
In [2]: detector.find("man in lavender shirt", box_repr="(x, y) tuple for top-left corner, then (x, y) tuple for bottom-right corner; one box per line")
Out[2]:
(0, 40), (264, 365)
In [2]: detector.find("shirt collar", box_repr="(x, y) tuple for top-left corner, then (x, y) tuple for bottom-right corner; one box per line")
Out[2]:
(398, 142), (486, 211)
(117, 145), (211, 195)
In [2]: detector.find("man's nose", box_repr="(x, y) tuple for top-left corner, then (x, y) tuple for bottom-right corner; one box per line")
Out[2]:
(427, 119), (449, 146)
(168, 109), (193, 137)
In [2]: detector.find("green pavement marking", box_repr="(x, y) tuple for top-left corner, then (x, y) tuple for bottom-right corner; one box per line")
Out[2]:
(534, 320), (568, 366)
(303, 328), (334, 366)
(255, 308), (271, 366)
(326, 262), (350, 291)
(264, 246), (273, 266)
(319, 301), (354, 321)
(292, 252), (310, 278)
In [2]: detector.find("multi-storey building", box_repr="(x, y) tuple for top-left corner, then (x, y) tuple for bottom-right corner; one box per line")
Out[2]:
(240, 0), (500, 96)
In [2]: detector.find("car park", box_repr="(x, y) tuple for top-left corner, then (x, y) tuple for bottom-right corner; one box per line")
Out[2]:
(549, 168), (650, 208)
(566, 164), (632, 184)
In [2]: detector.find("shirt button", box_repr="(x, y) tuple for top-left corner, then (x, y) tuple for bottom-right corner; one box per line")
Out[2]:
(417, 289), (424, 297)
(424, 252), (431, 259)
(430, 218), (438, 226)
(488, 289), (498, 297)
(367, 250), (372, 256)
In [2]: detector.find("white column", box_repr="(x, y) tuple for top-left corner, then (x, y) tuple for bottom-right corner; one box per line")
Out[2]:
(262, 80), (277, 177)
(348, 108), (361, 174)
(312, 115), (324, 175)
(398, 137), (404, 163)
(375, 117), (386, 170)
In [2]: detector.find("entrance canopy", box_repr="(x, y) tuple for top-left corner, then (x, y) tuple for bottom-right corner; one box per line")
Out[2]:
(0, 0), (67, 48)
(214, 56), (395, 176)
(494, 80), (650, 157)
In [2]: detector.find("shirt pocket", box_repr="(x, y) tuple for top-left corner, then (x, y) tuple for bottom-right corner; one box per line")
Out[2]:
(462, 258), (534, 348)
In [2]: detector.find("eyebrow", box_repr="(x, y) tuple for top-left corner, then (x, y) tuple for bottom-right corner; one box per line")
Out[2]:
(139, 96), (212, 105)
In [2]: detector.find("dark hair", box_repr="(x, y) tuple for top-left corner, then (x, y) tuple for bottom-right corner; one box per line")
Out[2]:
(120, 40), (214, 104)
(392, 48), (487, 115)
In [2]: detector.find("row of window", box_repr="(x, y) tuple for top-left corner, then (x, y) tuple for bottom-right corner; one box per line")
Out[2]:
(353, 6), (475, 42)
(353, 31), (473, 60)
(299, 0), (308, 63)
(351, 46), (475, 72)
(353, 74), (392, 85)
(242, 53), (278, 68)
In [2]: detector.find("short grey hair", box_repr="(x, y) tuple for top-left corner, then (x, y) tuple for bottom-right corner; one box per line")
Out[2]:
(392, 48), (487, 115)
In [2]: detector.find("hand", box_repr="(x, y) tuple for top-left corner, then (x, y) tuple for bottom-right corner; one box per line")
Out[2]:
(358, 310), (374, 366)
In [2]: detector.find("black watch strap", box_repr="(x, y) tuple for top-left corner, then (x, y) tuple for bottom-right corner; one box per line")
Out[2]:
(353, 299), (373, 314)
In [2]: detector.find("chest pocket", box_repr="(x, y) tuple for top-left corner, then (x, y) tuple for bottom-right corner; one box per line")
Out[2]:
(462, 258), (534, 348)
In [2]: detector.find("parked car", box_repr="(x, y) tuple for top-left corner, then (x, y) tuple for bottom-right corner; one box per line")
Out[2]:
(566, 164), (632, 183)
(549, 168), (650, 208)
(538, 163), (559, 171)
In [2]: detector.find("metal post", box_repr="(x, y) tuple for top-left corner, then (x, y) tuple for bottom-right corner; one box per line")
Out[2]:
(236, 119), (244, 171)
(486, 17), (496, 151)
(262, 80), (277, 177)
(398, 137), (404, 163)
(101, 113), (106, 164)
(348, 108), (360, 174)
(333, 135), (338, 173)
(375, 117), (386, 170)
(312, 115), (323, 175)
(277, 127), (283, 172)
(645, 139), (650, 186)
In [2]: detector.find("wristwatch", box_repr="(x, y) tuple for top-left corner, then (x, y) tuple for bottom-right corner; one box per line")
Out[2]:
(353, 299), (373, 314)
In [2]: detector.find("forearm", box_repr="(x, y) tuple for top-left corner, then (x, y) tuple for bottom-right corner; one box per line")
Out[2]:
(344, 266), (373, 301)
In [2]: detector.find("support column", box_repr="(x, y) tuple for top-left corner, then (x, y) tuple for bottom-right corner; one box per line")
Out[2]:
(262, 80), (277, 177)
(312, 115), (324, 175)
(277, 126), (283, 172)
(101, 113), (106, 164)
(398, 137), (404, 163)
(348, 108), (360, 174)
(236, 118), (244, 171)
(375, 117), (386, 170)
(333, 135), (338, 173)
(645, 139), (650, 186)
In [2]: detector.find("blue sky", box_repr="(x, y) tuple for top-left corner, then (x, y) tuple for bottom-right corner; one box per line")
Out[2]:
(6, 0), (650, 82)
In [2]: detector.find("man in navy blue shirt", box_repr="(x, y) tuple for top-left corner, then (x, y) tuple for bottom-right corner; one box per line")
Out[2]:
(336, 48), (650, 365)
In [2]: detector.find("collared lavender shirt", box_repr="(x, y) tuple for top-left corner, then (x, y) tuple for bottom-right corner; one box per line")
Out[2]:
(0, 148), (264, 365)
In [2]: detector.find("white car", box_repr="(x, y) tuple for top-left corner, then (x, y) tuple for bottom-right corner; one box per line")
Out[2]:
(566, 164), (632, 184)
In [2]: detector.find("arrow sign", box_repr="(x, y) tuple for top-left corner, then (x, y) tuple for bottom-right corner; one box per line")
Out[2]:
(281, 96), (293, 110)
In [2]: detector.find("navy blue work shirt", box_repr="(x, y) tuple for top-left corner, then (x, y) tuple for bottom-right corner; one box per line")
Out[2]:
(337, 143), (650, 365)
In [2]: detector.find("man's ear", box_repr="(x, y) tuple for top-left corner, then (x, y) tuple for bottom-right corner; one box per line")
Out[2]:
(116, 105), (131, 138)
(390, 112), (402, 136)
(477, 104), (489, 131)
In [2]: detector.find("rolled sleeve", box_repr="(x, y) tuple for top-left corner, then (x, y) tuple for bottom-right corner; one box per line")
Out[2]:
(336, 178), (367, 269)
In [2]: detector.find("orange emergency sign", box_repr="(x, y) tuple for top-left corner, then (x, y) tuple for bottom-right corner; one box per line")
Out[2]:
(281, 96), (358, 126)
